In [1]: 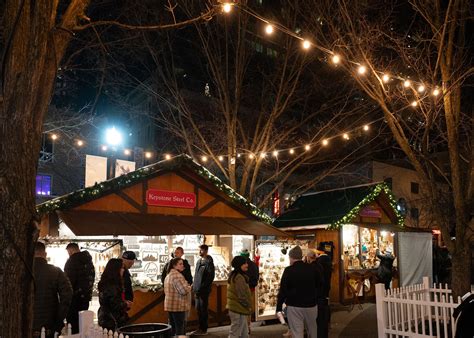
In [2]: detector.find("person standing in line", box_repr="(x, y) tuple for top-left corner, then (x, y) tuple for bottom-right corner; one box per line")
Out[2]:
(97, 258), (129, 331)
(316, 245), (332, 338)
(164, 257), (192, 336)
(64, 242), (95, 334)
(161, 246), (193, 286)
(190, 244), (215, 336)
(240, 249), (259, 334)
(227, 256), (252, 338)
(121, 251), (137, 310)
(276, 246), (320, 338)
(33, 242), (73, 338)
(376, 247), (395, 290)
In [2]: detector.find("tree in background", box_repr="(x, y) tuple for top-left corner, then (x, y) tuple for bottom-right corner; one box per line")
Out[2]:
(301, 0), (473, 296)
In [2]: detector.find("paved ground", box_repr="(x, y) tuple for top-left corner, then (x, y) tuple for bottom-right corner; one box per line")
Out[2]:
(198, 303), (377, 337)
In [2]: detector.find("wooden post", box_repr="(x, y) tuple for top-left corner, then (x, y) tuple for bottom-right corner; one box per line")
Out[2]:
(375, 283), (386, 338)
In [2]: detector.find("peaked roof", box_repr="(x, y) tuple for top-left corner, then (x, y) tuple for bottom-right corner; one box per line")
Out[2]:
(273, 183), (404, 229)
(37, 154), (272, 224)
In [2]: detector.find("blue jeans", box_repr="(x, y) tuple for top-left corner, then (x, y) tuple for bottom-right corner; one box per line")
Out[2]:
(195, 293), (210, 331)
(168, 311), (186, 335)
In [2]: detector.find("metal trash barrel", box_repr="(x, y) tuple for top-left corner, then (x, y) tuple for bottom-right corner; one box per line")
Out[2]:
(117, 323), (172, 337)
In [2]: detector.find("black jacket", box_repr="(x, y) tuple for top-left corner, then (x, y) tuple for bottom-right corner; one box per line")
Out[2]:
(244, 258), (259, 289)
(276, 260), (321, 312)
(316, 254), (332, 299)
(161, 258), (193, 285)
(193, 255), (215, 295)
(376, 250), (395, 282)
(98, 284), (129, 331)
(33, 257), (73, 333)
(123, 269), (133, 301)
(64, 250), (95, 302)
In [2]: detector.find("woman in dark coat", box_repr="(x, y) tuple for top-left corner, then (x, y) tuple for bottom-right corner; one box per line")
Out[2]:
(98, 258), (129, 331)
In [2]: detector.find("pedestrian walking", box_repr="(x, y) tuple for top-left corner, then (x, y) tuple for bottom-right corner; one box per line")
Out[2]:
(121, 251), (137, 310)
(190, 244), (215, 336)
(33, 242), (73, 338)
(64, 242), (95, 334)
(277, 246), (320, 338)
(97, 258), (129, 331)
(161, 247), (193, 285)
(227, 256), (252, 338)
(164, 257), (192, 336)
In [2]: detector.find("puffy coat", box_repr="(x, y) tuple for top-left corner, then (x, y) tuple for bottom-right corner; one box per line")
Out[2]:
(244, 258), (259, 289)
(64, 250), (95, 301)
(33, 257), (73, 334)
(193, 255), (215, 295)
(227, 273), (252, 315)
(98, 285), (129, 331)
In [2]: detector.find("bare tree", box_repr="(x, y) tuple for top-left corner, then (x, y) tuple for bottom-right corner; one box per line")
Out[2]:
(301, 0), (473, 296)
(0, 1), (215, 335)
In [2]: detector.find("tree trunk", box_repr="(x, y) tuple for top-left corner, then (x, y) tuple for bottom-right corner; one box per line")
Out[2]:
(450, 240), (472, 299)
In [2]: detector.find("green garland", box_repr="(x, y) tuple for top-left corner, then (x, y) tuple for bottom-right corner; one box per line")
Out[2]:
(36, 154), (273, 224)
(327, 182), (404, 230)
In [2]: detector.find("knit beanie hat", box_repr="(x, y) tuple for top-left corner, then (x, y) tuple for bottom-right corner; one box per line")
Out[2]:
(288, 245), (303, 260)
(231, 255), (247, 269)
(240, 249), (250, 258)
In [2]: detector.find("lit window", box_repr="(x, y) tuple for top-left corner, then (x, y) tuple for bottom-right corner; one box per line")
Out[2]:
(36, 175), (52, 196)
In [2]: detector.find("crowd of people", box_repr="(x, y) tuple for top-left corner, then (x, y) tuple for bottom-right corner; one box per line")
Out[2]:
(33, 240), (337, 338)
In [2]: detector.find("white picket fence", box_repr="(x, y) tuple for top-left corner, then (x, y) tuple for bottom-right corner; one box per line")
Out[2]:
(376, 277), (460, 338)
(39, 310), (129, 338)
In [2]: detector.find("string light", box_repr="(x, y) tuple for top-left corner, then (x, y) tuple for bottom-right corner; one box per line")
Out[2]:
(417, 84), (425, 93)
(145, 152), (152, 159)
(101, 145), (108, 151)
(249, 153), (254, 159)
(237, 153), (241, 158)
(322, 139), (329, 146)
(77, 140), (84, 147)
(272, 150), (278, 157)
(432, 88), (440, 96)
(382, 74), (390, 83)
(411, 101), (418, 107)
(265, 24), (274, 35)
(403, 80), (411, 88)
(302, 40), (311, 50)
(305, 144), (311, 151)
(51, 134), (58, 140)
(218, 155), (224, 162)
(124, 149), (131, 156)
(289, 148), (295, 154)
(363, 125), (370, 131)
(358, 65), (367, 75)
(222, 3), (232, 13)
(260, 153), (266, 159)
(332, 54), (340, 64)
(343, 133), (350, 140)
(201, 155), (208, 162)
(165, 154), (171, 160)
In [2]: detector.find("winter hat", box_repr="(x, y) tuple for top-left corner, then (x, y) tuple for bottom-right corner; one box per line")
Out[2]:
(288, 246), (303, 260)
(231, 255), (247, 270)
(240, 249), (250, 258)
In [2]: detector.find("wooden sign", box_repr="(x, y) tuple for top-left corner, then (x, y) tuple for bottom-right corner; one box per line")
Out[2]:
(359, 205), (382, 218)
(146, 189), (196, 209)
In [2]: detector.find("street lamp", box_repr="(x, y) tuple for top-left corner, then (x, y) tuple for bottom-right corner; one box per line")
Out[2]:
(104, 127), (123, 179)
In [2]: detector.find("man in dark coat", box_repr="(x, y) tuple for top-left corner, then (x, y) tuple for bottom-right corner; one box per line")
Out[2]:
(64, 242), (95, 334)
(122, 251), (137, 310)
(190, 244), (215, 335)
(33, 242), (73, 338)
(316, 246), (333, 338)
(376, 249), (395, 290)
(161, 246), (193, 285)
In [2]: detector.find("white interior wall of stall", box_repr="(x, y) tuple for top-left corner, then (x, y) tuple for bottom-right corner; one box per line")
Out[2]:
(398, 232), (432, 286)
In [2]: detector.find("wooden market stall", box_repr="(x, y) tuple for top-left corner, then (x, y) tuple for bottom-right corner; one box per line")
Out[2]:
(273, 183), (412, 306)
(37, 154), (287, 328)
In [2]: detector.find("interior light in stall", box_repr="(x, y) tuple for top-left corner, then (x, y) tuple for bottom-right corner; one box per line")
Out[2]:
(381, 231), (387, 237)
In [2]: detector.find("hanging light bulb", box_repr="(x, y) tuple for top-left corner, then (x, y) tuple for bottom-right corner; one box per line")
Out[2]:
(218, 156), (224, 162)
(289, 148), (295, 154)
(302, 40), (311, 50)
(382, 74), (390, 83)
(403, 80), (411, 88)
(411, 100), (418, 107)
(363, 125), (370, 131)
(358, 65), (367, 75)
(124, 149), (131, 156)
(145, 152), (152, 159)
(332, 54), (340, 64)
(260, 152), (266, 159)
(417, 84), (425, 93)
(77, 140), (84, 147)
(51, 134), (58, 140)
(305, 144), (311, 151)
(265, 24), (274, 35)
(432, 88), (440, 96)
(165, 154), (171, 160)
(101, 145), (108, 151)
(322, 139), (329, 146)
(201, 155), (208, 162)
(272, 150), (278, 157)
(222, 3), (232, 13)
(343, 133), (350, 140)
